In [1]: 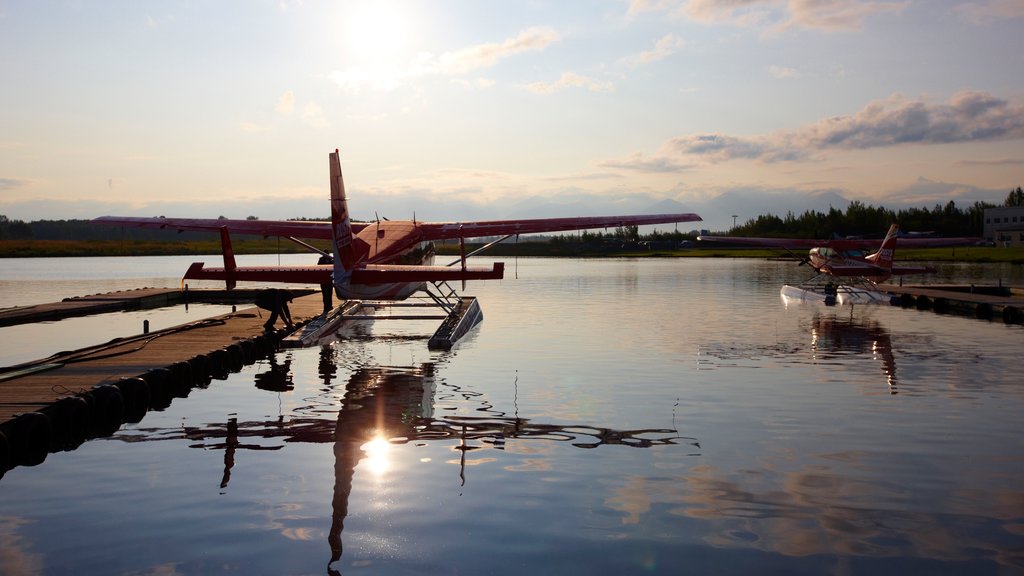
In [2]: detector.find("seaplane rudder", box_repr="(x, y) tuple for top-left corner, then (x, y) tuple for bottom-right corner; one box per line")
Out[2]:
(329, 149), (360, 296)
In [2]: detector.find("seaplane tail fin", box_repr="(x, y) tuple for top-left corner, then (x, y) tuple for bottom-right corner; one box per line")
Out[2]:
(218, 225), (237, 290)
(865, 223), (899, 270)
(329, 149), (360, 282)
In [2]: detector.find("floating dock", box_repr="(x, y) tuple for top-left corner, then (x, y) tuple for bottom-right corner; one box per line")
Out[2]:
(0, 289), (325, 476)
(881, 284), (1024, 323)
(0, 287), (314, 327)
(0, 288), (484, 477)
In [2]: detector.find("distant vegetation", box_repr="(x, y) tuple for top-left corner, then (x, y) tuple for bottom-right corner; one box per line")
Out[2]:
(1, 188), (1020, 260)
(729, 187), (1022, 239)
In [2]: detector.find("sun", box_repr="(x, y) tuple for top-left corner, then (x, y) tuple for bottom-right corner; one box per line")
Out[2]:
(346, 3), (407, 61)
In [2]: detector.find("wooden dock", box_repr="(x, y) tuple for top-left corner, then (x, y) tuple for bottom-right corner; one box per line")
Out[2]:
(0, 287), (483, 477)
(0, 287), (314, 327)
(881, 284), (1024, 323)
(0, 289), (326, 476)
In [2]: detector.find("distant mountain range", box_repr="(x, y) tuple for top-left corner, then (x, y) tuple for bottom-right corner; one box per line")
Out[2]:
(2, 178), (1008, 235)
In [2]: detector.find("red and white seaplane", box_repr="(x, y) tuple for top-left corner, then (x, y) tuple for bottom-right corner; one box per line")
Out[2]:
(94, 149), (702, 346)
(698, 223), (977, 305)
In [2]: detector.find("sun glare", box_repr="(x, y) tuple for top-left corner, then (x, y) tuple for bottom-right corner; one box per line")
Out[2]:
(362, 434), (392, 477)
(346, 3), (407, 61)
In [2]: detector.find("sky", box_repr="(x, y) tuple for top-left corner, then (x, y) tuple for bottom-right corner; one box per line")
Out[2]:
(1, 0), (1023, 233)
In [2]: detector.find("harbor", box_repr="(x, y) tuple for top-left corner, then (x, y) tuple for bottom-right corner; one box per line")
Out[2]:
(1, 257), (1022, 574)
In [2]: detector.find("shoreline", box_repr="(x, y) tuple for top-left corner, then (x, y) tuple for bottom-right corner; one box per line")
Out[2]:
(1, 239), (1023, 264)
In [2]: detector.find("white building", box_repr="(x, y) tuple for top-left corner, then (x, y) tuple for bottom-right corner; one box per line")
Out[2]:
(983, 206), (1024, 247)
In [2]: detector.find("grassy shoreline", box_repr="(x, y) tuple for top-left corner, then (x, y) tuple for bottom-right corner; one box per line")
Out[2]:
(2, 239), (1023, 264)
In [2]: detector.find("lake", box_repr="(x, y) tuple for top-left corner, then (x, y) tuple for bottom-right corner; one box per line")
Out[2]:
(1, 255), (1022, 575)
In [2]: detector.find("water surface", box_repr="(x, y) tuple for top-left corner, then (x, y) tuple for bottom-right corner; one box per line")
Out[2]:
(0, 256), (1021, 575)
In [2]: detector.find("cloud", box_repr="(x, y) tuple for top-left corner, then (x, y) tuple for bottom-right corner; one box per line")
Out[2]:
(955, 0), (1024, 25)
(526, 72), (614, 94)
(1, 178), (31, 191)
(328, 27), (561, 93)
(957, 157), (1024, 167)
(779, 0), (910, 31)
(799, 91), (1024, 149)
(301, 102), (330, 129)
(607, 91), (1024, 168)
(276, 91), (295, 115)
(625, 34), (686, 66)
(435, 27), (560, 75)
(768, 64), (800, 79)
(598, 152), (694, 173)
(682, 0), (778, 26)
(627, 0), (909, 31)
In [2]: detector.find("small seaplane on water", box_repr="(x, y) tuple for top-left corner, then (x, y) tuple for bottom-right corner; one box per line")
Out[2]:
(698, 223), (980, 306)
(94, 149), (702, 346)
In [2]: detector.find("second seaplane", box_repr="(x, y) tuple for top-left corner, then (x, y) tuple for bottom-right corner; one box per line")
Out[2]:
(94, 149), (702, 346)
(698, 223), (979, 306)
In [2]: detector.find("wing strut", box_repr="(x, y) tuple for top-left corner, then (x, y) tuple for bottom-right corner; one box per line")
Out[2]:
(282, 235), (330, 258)
(445, 234), (515, 267)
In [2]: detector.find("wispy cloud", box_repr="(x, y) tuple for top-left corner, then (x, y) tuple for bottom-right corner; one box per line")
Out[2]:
(778, 0), (909, 31)
(624, 34), (686, 66)
(957, 157), (1024, 167)
(955, 0), (1024, 25)
(682, 0), (778, 27)
(328, 27), (561, 93)
(768, 64), (800, 79)
(435, 27), (560, 75)
(606, 91), (1024, 168)
(276, 91), (295, 115)
(0, 177), (31, 191)
(627, 0), (909, 31)
(599, 152), (694, 173)
(526, 72), (614, 94)
(301, 102), (330, 129)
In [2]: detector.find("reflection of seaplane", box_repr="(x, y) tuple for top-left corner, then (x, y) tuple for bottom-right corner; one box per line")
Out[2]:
(93, 150), (702, 345)
(809, 314), (897, 394)
(126, 347), (700, 571)
(699, 224), (977, 305)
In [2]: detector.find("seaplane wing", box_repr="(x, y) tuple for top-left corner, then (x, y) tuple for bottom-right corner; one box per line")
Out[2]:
(696, 233), (980, 250)
(95, 211), (700, 265)
(416, 213), (703, 242)
(91, 216), (338, 239)
(93, 150), (700, 301)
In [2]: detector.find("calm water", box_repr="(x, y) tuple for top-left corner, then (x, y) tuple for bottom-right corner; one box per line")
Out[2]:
(1, 256), (1022, 575)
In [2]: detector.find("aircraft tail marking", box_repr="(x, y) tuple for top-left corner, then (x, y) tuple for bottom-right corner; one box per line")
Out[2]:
(864, 223), (899, 270)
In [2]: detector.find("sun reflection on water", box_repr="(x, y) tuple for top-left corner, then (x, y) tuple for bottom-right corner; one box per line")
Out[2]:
(361, 434), (392, 477)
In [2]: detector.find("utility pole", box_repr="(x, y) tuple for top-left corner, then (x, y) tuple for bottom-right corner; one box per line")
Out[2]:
(732, 214), (738, 228)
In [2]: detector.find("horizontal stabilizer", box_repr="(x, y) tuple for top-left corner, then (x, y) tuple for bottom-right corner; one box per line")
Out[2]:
(183, 263), (332, 285)
(351, 263), (505, 285)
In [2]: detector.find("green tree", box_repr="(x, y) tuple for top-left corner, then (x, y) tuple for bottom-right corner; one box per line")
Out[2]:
(1005, 186), (1024, 207)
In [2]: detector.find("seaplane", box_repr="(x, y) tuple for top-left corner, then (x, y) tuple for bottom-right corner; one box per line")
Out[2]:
(94, 149), (702, 346)
(698, 223), (977, 306)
